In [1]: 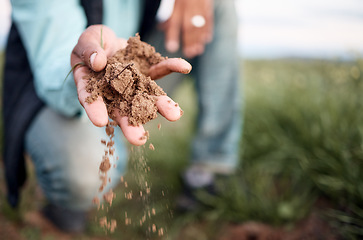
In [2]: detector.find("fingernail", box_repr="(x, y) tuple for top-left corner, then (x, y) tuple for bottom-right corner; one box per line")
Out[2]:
(90, 52), (97, 68)
(166, 41), (179, 53)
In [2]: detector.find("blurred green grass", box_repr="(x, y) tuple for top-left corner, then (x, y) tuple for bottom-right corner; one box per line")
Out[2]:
(97, 57), (363, 239)
(243, 58), (363, 238)
(1, 53), (363, 239)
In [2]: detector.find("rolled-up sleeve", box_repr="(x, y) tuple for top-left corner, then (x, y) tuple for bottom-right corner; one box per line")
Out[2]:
(11, 0), (87, 116)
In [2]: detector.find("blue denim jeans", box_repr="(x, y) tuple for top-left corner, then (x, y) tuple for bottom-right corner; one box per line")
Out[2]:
(146, 0), (242, 174)
(25, 107), (127, 211)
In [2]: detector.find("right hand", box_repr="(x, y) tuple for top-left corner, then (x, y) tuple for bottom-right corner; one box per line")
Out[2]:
(71, 25), (191, 145)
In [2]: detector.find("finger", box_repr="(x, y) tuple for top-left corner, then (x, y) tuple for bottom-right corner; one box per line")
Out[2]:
(84, 97), (109, 127)
(155, 95), (183, 122)
(72, 25), (119, 72)
(165, 21), (181, 53)
(73, 65), (109, 127)
(72, 39), (107, 73)
(149, 58), (192, 80)
(116, 116), (147, 146)
(164, 0), (182, 53)
(184, 43), (205, 59)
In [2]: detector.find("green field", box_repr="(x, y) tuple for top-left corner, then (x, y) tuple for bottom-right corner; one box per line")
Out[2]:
(1, 54), (363, 239)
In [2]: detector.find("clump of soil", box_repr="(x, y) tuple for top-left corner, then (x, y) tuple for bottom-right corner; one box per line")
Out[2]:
(86, 34), (167, 126)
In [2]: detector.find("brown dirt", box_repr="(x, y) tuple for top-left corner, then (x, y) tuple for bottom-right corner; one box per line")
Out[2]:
(95, 120), (118, 232)
(87, 34), (169, 233)
(86, 34), (167, 126)
(86, 34), (170, 233)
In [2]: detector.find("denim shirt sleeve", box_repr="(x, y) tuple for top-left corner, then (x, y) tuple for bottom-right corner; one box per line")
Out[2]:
(11, 0), (87, 117)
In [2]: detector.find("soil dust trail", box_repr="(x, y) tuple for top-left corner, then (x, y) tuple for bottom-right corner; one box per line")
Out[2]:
(86, 34), (178, 236)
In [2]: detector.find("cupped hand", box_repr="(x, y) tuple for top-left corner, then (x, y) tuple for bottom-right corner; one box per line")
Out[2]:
(71, 25), (192, 146)
(161, 0), (214, 59)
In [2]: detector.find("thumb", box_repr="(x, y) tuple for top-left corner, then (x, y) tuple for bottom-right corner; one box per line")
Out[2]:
(72, 25), (113, 72)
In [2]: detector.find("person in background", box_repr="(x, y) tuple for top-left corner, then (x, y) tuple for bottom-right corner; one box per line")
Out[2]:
(146, 0), (242, 210)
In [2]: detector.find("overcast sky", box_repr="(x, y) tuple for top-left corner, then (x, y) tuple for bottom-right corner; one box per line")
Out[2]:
(1, 0), (363, 59)
(237, 0), (363, 58)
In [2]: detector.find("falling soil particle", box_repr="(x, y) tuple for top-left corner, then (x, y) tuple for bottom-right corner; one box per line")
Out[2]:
(99, 156), (111, 173)
(105, 125), (115, 136)
(103, 189), (115, 206)
(125, 191), (133, 200)
(149, 143), (155, 151)
(144, 131), (150, 139)
(99, 174), (108, 192)
(106, 140), (114, 147)
(99, 217), (108, 228)
(99, 217), (117, 233)
(92, 197), (100, 209)
(86, 34), (167, 126)
(109, 219), (117, 233)
(158, 228), (164, 236)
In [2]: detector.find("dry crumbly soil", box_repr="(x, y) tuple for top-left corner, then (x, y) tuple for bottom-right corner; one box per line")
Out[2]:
(86, 34), (166, 126)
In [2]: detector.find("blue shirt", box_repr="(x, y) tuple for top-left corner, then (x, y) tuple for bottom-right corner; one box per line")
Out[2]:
(11, 0), (142, 116)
